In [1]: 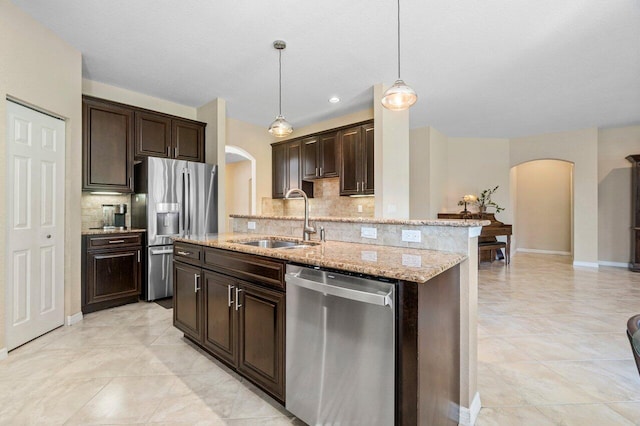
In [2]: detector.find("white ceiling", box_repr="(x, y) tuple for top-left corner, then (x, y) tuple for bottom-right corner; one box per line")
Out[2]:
(11, 0), (640, 137)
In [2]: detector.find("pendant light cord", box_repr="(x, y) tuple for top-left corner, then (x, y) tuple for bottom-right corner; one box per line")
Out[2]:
(278, 49), (283, 116)
(397, 0), (401, 79)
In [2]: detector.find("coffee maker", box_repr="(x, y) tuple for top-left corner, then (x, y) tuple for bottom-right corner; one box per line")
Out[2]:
(102, 204), (127, 229)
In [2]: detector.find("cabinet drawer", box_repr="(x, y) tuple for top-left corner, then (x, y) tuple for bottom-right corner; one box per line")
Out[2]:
(88, 233), (141, 249)
(174, 243), (203, 266)
(204, 248), (285, 290)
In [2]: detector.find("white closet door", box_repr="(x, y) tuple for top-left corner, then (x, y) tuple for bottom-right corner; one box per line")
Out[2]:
(6, 100), (65, 350)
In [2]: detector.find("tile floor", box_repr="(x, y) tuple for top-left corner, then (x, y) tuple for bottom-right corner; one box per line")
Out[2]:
(0, 301), (302, 425)
(1, 252), (638, 425)
(476, 253), (640, 425)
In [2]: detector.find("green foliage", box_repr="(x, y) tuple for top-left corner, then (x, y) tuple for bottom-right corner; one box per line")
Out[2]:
(476, 186), (505, 213)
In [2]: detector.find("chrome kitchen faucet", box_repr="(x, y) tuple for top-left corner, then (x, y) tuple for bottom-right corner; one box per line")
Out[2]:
(284, 188), (316, 241)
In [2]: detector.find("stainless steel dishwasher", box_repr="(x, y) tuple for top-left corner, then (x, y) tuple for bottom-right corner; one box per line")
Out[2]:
(285, 264), (395, 426)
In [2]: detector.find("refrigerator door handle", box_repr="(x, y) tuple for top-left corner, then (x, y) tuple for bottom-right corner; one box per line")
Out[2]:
(187, 170), (191, 234)
(181, 169), (187, 235)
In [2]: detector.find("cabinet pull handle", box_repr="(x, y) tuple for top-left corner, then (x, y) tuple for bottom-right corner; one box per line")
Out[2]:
(167, 146), (170, 157)
(109, 240), (125, 244)
(129, 177), (132, 188)
(137, 250), (140, 263)
(316, 167), (318, 177)
(319, 167), (323, 176)
(175, 147), (178, 157)
(194, 274), (200, 292)
(177, 250), (191, 256)
(235, 287), (243, 310)
(362, 181), (366, 190)
(228, 284), (234, 307)
(357, 182), (360, 192)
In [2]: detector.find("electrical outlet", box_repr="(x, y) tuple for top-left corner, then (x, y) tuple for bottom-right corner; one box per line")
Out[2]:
(361, 250), (378, 262)
(357, 205), (363, 213)
(402, 229), (421, 243)
(247, 221), (256, 230)
(361, 227), (377, 239)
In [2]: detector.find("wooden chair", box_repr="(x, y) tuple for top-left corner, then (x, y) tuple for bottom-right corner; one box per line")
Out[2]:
(478, 241), (508, 266)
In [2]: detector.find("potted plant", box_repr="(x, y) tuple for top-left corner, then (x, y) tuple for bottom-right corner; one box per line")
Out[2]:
(475, 186), (504, 214)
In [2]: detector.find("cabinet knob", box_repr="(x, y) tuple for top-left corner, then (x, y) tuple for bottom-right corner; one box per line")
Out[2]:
(46, 234), (51, 239)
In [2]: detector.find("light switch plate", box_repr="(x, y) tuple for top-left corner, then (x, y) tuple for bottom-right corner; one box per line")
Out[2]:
(361, 227), (377, 239)
(402, 229), (421, 243)
(247, 221), (256, 230)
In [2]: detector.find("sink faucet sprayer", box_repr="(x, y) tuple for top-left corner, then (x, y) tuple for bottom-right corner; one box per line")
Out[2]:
(284, 188), (316, 241)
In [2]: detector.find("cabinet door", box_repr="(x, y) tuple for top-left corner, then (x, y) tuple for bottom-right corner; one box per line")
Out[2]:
(287, 140), (302, 193)
(237, 281), (285, 401)
(339, 126), (362, 195)
(135, 111), (171, 159)
(272, 143), (287, 198)
(203, 271), (237, 365)
(173, 261), (203, 341)
(301, 136), (319, 180)
(173, 119), (205, 162)
(319, 131), (339, 178)
(86, 248), (140, 306)
(82, 97), (134, 192)
(362, 123), (375, 194)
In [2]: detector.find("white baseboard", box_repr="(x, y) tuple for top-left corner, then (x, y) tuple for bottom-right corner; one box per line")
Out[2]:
(65, 311), (83, 326)
(459, 392), (481, 426)
(517, 248), (571, 256)
(598, 261), (629, 268)
(0, 347), (7, 361)
(573, 261), (599, 268)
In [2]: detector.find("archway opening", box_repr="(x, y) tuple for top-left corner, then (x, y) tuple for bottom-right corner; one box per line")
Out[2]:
(225, 146), (257, 221)
(511, 159), (574, 257)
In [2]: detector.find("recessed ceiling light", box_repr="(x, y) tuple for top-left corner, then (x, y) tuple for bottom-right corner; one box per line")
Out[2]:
(328, 97), (340, 104)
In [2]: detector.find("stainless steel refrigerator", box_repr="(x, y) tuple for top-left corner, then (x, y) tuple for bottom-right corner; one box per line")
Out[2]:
(132, 157), (218, 301)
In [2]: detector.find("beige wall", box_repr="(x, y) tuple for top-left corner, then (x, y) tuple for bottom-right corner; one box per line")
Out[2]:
(226, 117), (273, 215)
(374, 84), (410, 219)
(82, 79), (197, 119)
(514, 160), (573, 253)
(0, 0), (83, 349)
(275, 108), (373, 141)
(225, 161), (252, 221)
(598, 125), (640, 264)
(446, 137), (512, 225)
(409, 127), (430, 218)
(510, 128), (599, 265)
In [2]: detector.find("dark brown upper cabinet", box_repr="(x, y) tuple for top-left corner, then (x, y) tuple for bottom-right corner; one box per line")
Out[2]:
(135, 111), (172, 159)
(135, 111), (205, 162)
(173, 118), (205, 162)
(302, 131), (339, 180)
(340, 122), (374, 196)
(272, 140), (313, 199)
(83, 96), (135, 192)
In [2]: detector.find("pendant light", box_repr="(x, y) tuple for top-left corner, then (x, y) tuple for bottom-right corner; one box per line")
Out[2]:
(381, 0), (417, 111)
(268, 40), (294, 137)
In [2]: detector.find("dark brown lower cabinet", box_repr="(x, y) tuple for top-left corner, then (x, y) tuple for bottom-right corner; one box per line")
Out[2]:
(82, 233), (142, 314)
(237, 282), (285, 400)
(173, 245), (285, 403)
(173, 261), (203, 342)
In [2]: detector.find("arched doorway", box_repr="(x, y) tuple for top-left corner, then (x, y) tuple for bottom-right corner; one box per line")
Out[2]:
(511, 159), (574, 257)
(225, 146), (257, 218)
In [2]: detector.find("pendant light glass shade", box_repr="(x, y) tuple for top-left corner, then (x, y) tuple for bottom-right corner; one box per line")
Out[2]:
(381, 79), (417, 111)
(381, 0), (417, 111)
(268, 115), (293, 137)
(268, 40), (293, 137)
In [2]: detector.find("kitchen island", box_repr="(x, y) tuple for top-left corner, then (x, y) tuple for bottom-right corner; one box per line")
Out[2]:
(173, 217), (485, 425)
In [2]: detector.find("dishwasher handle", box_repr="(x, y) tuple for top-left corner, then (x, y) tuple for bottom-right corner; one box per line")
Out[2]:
(286, 272), (393, 307)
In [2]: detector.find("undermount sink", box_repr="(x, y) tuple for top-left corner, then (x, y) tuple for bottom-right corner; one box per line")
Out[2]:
(233, 238), (320, 249)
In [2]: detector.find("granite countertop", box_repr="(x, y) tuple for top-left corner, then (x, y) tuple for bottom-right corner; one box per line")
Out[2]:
(81, 228), (146, 235)
(229, 214), (490, 227)
(174, 233), (466, 283)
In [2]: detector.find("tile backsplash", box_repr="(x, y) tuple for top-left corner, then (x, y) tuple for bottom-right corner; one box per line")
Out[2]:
(81, 193), (131, 229)
(261, 178), (375, 218)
